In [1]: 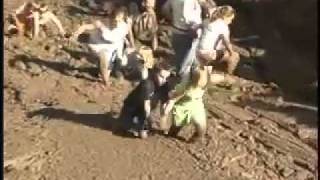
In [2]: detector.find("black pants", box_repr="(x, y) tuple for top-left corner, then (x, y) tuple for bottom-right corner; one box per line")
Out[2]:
(118, 105), (150, 132)
(171, 30), (194, 73)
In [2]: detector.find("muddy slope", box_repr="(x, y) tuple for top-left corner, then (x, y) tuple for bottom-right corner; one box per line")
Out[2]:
(4, 0), (318, 179)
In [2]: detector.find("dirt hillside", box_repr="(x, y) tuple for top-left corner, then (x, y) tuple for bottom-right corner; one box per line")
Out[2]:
(4, 0), (318, 179)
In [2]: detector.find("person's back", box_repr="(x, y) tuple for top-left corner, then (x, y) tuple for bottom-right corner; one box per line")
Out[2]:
(196, 6), (240, 75)
(198, 18), (229, 51)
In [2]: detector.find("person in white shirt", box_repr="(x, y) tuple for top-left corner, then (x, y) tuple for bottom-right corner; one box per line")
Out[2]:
(197, 5), (240, 75)
(162, 0), (202, 77)
(72, 6), (135, 86)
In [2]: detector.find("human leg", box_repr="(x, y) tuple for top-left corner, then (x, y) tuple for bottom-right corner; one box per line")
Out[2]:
(118, 105), (135, 132)
(221, 51), (240, 74)
(32, 11), (40, 38)
(113, 50), (125, 81)
(134, 109), (151, 139)
(8, 14), (24, 36)
(189, 104), (207, 143)
(98, 51), (113, 86)
(171, 32), (193, 73)
(40, 11), (65, 35)
(159, 103), (170, 134)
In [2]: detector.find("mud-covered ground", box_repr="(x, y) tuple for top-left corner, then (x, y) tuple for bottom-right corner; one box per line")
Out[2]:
(4, 0), (318, 179)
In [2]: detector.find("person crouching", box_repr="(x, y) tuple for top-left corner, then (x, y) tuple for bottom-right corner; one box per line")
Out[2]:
(72, 6), (135, 86)
(118, 61), (174, 138)
(160, 66), (209, 143)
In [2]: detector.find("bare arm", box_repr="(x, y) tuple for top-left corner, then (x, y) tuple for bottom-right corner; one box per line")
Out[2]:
(144, 100), (151, 119)
(11, 14), (25, 35)
(197, 49), (217, 65)
(127, 28), (135, 48)
(15, 3), (27, 14)
(40, 12), (65, 35)
(163, 88), (185, 116)
(126, 18), (135, 48)
(219, 34), (233, 55)
(31, 2), (41, 9)
(151, 14), (158, 51)
(72, 23), (96, 40)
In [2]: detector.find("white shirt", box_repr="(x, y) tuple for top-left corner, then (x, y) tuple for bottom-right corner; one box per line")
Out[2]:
(198, 19), (230, 51)
(90, 21), (129, 51)
(101, 21), (128, 45)
(163, 0), (202, 30)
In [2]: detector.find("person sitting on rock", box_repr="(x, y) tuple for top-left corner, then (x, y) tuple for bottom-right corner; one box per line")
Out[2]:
(72, 6), (135, 86)
(160, 65), (209, 143)
(118, 61), (175, 139)
(7, 1), (66, 38)
(197, 5), (240, 76)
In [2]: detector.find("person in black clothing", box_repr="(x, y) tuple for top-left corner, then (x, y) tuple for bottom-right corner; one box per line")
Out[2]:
(118, 61), (175, 138)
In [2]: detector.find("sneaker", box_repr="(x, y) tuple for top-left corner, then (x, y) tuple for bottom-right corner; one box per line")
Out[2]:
(162, 130), (169, 135)
(139, 130), (148, 139)
(128, 129), (139, 137)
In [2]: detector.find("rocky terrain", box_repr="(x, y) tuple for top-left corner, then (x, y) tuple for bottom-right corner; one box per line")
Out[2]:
(4, 0), (317, 179)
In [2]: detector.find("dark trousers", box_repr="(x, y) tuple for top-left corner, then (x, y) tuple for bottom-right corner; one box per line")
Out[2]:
(118, 105), (150, 132)
(171, 31), (193, 73)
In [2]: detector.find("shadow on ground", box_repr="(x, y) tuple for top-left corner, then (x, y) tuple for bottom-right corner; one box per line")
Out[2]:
(62, 46), (98, 64)
(27, 107), (136, 138)
(12, 54), (99, 82)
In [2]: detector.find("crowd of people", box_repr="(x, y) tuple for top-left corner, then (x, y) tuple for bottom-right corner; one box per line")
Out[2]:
(7, 0), (243, 143)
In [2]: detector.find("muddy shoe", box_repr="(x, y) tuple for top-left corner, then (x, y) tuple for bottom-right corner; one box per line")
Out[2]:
(139, 130), (149, 139)
(128, 129), (140, 137)
(249, 47), (266, 57)
(162, 130), (169, 136)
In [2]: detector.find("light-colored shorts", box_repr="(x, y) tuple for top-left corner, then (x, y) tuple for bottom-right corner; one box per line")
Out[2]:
(89, 44), (118, 69)
(172, 98), (206, 127)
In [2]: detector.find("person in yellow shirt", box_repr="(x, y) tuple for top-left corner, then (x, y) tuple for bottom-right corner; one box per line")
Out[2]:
(160, 66), (209, 143)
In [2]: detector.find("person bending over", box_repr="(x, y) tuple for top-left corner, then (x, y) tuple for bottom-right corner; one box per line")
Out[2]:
(197, 5), (240, 75)
(72, 6), (135, 86)
(118, 61), (174, 138)
(160, 66), (209, 143)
